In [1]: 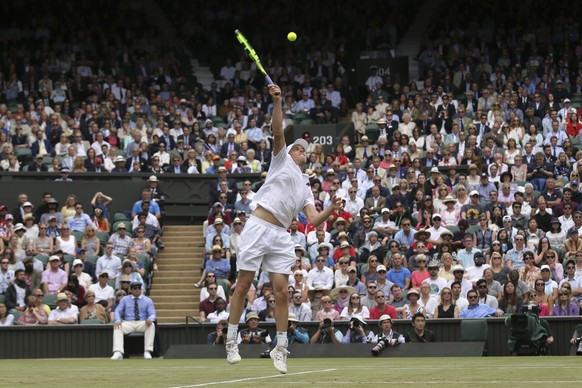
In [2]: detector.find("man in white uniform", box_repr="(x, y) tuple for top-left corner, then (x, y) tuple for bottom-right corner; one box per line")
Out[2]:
(225, 84), (341, 374)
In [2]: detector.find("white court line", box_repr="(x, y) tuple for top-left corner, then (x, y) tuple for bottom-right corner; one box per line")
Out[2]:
(169, 368), (337, 388)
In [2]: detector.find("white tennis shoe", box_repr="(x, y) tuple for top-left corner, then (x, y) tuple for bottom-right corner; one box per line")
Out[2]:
(226, 342), (241, 364)
(270, 346), (289, 374)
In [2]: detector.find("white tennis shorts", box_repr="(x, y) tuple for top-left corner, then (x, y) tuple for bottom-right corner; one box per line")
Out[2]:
(236, 215), (295, 275)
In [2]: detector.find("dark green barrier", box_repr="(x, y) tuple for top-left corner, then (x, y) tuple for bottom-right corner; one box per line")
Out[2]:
(0, 317), (579, 359)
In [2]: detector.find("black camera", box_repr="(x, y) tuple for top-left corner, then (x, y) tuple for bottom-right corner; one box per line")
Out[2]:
(259, 330), (269, 338)
(575, 337), (582, 355)
(221, 327), (228, 335)
(371, 337), (398, 356)
(371, 339), (387, 356)
(323, 318), (332, 327)
(260, 349), (271, 358)
(349, 317), (365, 330)
(521, 304), (540, 316)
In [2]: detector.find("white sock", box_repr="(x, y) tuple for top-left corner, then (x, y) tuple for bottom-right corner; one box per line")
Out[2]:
(227, 324), (239, 344)
(276, 331), (288, 348)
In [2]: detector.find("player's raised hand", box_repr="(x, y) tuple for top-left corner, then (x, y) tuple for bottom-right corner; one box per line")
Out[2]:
(330, 195), (343, 210)
(268, 84), (282, 101)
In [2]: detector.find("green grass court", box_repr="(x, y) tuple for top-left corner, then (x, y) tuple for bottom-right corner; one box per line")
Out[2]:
(3, 357), (581, 387)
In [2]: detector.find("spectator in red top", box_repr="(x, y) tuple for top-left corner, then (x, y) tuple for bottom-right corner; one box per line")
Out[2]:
(333, 144), (349, 170)
(369, 290), (398, 320)
(566, 112), (582, 138)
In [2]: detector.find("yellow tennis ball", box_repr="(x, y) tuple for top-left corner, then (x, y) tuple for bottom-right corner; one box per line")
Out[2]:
(287, 32), (297, 42)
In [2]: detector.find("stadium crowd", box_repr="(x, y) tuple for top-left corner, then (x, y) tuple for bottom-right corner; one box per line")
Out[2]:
(195, 1), (582, 338)
(0, 186), (163, 326)
(0, 1), (581, 357)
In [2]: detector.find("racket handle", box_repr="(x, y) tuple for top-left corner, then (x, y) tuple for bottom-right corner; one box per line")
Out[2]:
(265, 75), (274, 85)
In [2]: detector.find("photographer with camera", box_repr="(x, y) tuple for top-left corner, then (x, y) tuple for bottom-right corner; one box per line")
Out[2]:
(208, 319), (229, 345)
(237, 312), (272, 345)
(370, 315), (405, 356)
(310, 317), (343, 344)
(569, 324), (582, 355)
(342, 315), (371, 344)
(272, 313), (309, 345)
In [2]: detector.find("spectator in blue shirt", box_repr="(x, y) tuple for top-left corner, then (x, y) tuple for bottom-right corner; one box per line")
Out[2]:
(205, 245), (231, 285)
(111, 281), (156, 360)
(387, 253), (411, 289)
(273, 313), (309, 345)
(67, 203), (93, 233)
(459, 290), (503, 318)
(131, 190), (161, 220)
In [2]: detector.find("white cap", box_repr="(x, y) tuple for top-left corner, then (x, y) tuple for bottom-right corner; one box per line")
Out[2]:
(286, 139), (309, 154)
(432, 213), (441, 220)
(469, 190), (480, 197)
(540, 265), (551, 271)
(381, 208), (390, 213)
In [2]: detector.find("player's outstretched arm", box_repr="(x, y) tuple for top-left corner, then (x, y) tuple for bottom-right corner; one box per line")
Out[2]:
(269, 84), (284, 156)
(304, 195), (342, 228)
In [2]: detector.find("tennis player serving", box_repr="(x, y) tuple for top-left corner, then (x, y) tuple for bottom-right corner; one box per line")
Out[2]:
(225, 83), (341, 373)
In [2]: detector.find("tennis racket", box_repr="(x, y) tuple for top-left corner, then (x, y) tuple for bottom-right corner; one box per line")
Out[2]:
(234, 29), (274, 85)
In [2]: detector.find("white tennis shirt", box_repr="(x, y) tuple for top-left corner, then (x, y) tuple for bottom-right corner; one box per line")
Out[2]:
(250, 147), (314, 228)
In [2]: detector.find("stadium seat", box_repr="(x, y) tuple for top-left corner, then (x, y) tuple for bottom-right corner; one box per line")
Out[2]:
(115, 149), (127, 158)
(114, 212), (129, 222)
(300, 119), (315, 126)
(445, 225), (459, 234)
(365, 124), (379, 142)
(411, 215), (418, 226)
(81, 319), (105, 325)
(467, 225), (480, 235)
(14, 147), (32, 159)
(86, 255), (99, 267)
(0, 294), (5, 304)
(43, 294), (58, 309)
(293, 112), (308, 121)
(42, 156), (53, 166)
(251, 181), (262, 191)
(72, 231), (84, 243)
(211, 116), (225, 126)
(216, 278), (229, 298)
(95, 231), (110, 245)
(460, 319), (488, 341)
(35, 254), (49, 267)
(460, 319), (488, 355)
(9, 310), (19, 325)
(139, 254), (152, 289)
(63, 255), (75, 268)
